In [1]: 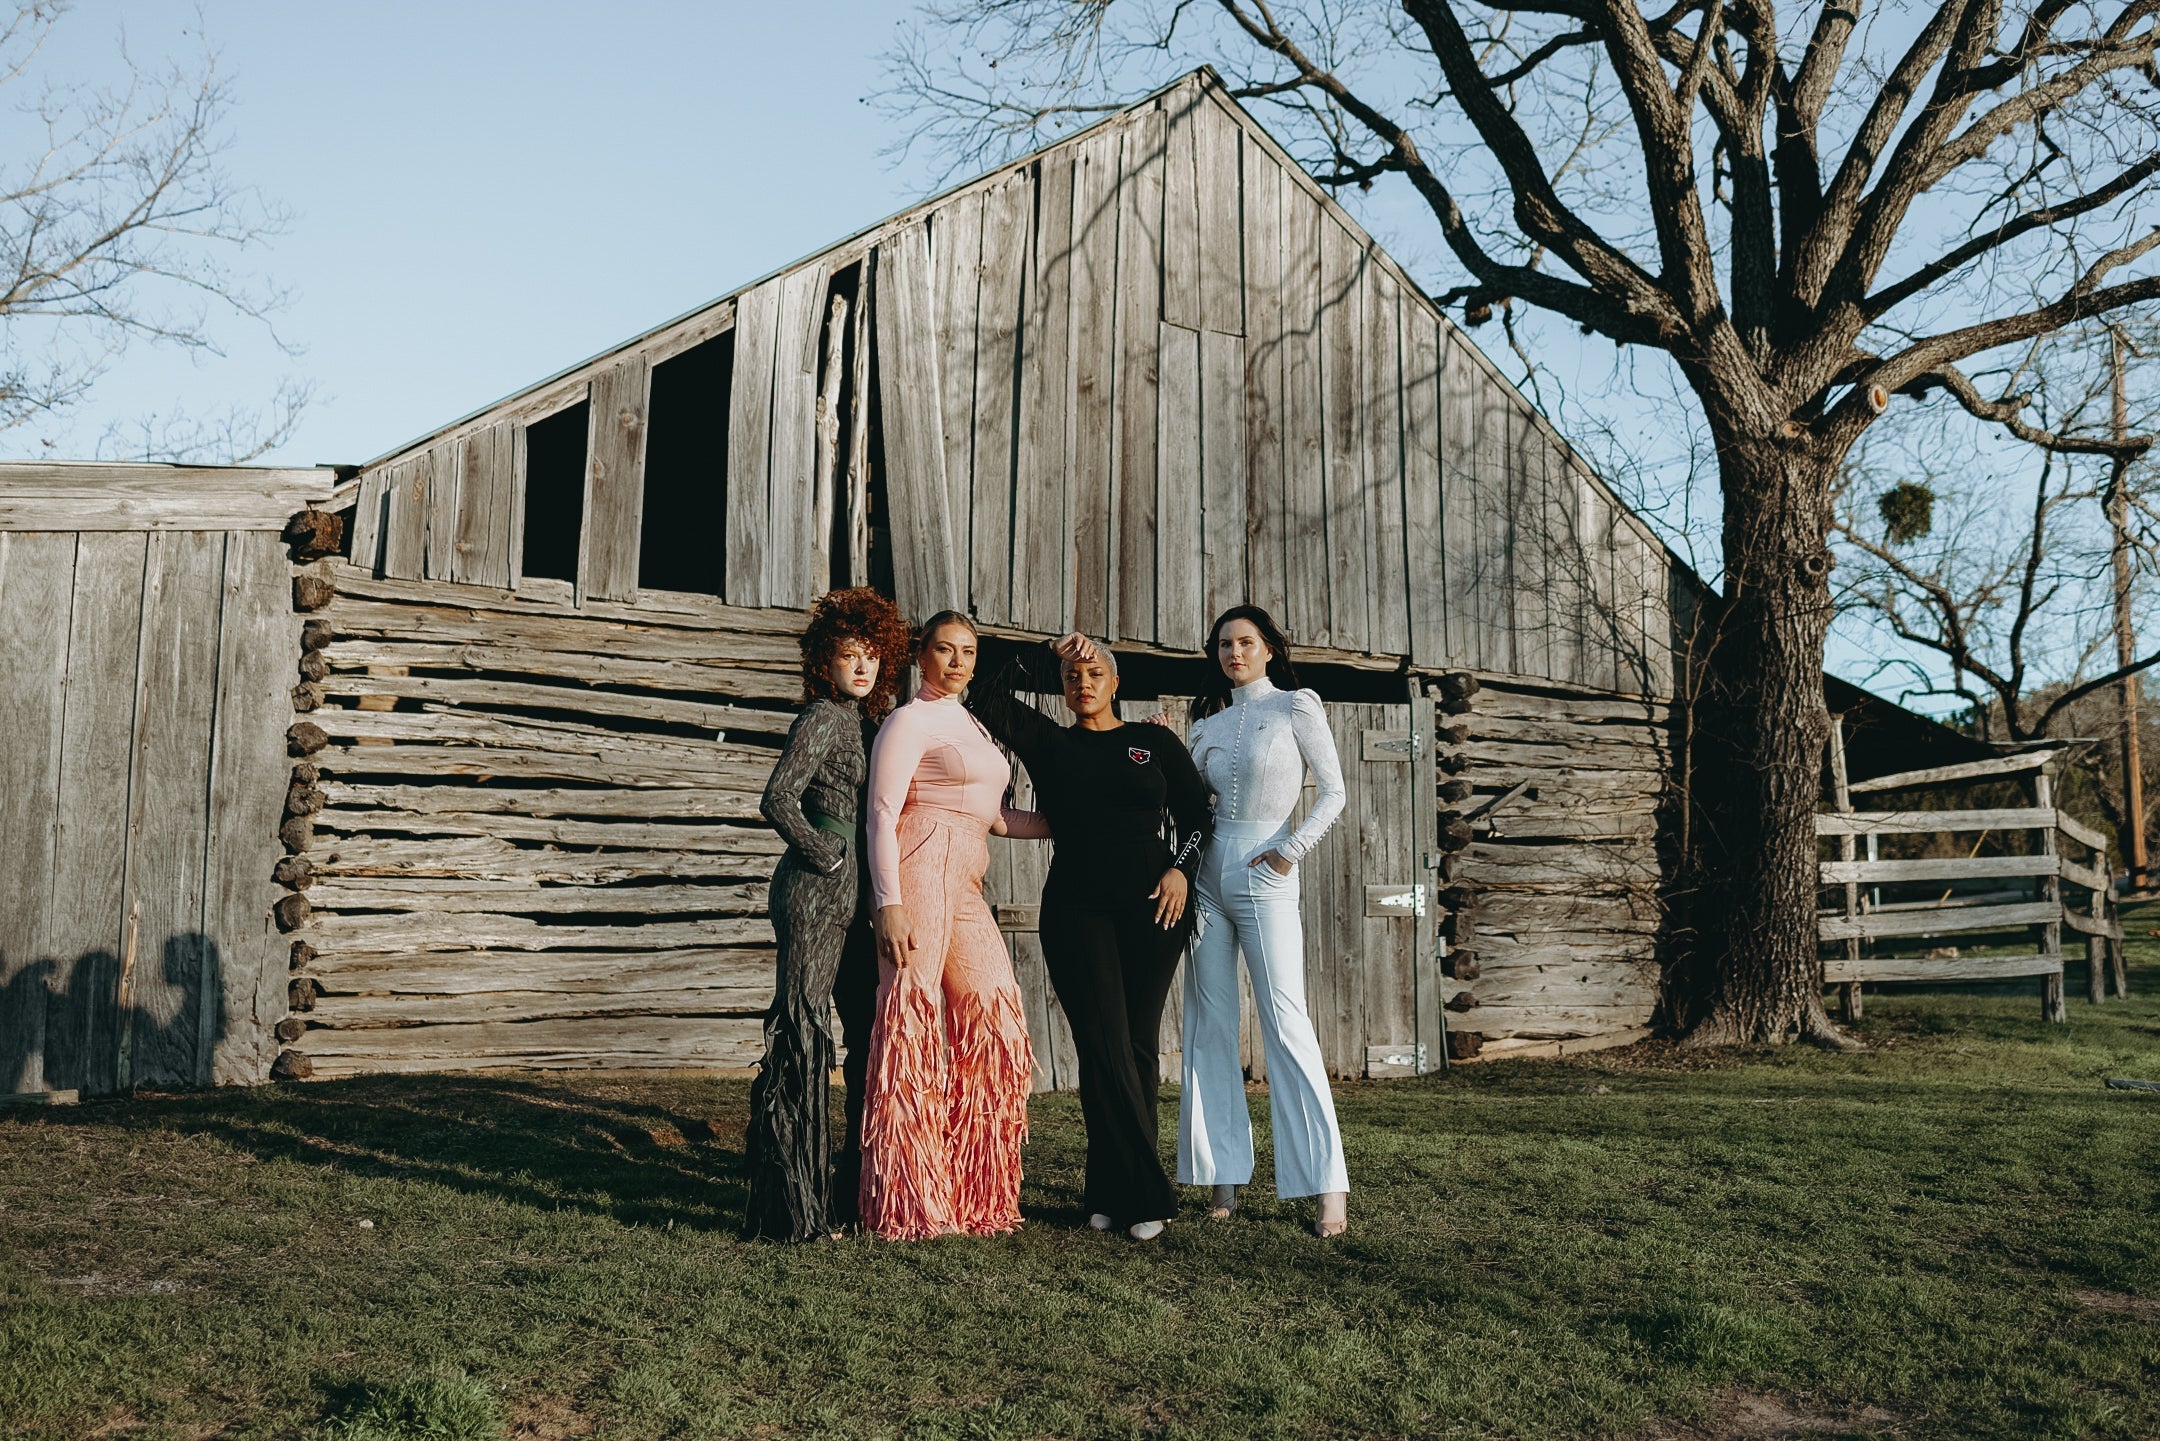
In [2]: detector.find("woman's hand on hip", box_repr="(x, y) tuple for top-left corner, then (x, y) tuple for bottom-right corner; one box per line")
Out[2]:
(874, 905), (916, 967)
(1248, 848), (1293, 877)
(1150, 868), (1189, 928)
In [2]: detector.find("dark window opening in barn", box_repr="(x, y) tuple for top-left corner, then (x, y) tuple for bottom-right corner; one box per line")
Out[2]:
(521, 402), (588, 583)
(863, 284), (896, 601)
(824, 262), (865, 593)
(641, 330), (733, 595)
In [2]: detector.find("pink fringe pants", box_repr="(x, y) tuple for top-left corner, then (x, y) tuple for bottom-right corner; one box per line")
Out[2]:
(859, 806), (1033, 1239)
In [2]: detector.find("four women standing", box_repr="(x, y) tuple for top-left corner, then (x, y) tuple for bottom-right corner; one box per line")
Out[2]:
(746, 598), (1350, 1243)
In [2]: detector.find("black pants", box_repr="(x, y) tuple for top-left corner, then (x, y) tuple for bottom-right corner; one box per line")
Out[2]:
(1039, 888), (1192, 1225)
(745, 852), (878, 1240)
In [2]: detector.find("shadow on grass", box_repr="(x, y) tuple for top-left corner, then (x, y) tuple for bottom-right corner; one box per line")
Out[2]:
(34, 1072), (755, 1231)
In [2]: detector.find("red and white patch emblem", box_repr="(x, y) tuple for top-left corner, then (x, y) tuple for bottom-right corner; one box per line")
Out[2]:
(1128, 746), (1152, 765)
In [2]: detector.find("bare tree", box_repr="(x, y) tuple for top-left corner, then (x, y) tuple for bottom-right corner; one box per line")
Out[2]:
(1834, 311), (2159, 864)
(882, 0), (2160, 1044)
(0, 2), (297, 457)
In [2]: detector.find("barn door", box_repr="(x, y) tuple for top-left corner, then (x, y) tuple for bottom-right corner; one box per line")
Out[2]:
(1295, 696), (1439, 1078)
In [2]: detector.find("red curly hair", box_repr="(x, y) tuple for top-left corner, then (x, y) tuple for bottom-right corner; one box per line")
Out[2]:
(799, 587), (912, 719)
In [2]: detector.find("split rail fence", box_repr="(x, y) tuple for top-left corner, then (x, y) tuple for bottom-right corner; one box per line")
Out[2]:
(1819, 729), (2129, 1021)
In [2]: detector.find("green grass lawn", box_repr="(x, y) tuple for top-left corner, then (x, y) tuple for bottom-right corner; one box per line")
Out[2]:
(5, 932), (2160, 1441)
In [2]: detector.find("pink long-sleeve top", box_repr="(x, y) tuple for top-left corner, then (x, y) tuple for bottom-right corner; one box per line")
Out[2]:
(867, 686), (1050, 909)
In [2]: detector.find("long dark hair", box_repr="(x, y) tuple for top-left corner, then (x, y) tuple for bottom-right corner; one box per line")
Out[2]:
(1191, 605), (1302, 721)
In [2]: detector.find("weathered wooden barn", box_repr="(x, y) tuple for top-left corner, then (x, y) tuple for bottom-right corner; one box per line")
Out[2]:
(3, 70), (1694, 1096)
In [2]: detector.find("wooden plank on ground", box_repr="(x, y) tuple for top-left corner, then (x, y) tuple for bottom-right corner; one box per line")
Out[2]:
(764, 263), (827, 610)
(1200, 328), (1246, 630)
(1243, 157), (1287, 618)
(201, 530), (294, 1085)
(972, 173), (1031, 625)
(1157, 322), (1204, 648)
(1068, 128), (1119, 640)
(1017, 153), (1075, 634)
(725, 275), (782, 607)
(581, 354), (651, 604)
(933, 190), (985, 610)
(874, 222), (959, 619)
(122, 531), (226, 1089)
(0, 533), (76, 1094)
(39, 532), (145, 1095)
(1438, 329), (1481, 668)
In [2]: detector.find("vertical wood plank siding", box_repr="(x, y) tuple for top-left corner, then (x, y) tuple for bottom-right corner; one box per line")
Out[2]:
(582, 355), (651, 604)
(725, 278), (782, 607)
(765, 264), (827, 611)
(335, 74), (1679, 703)
(1068, 129), (1120, 640)
(932, 193), (985, 608)
(973, 176), (1030, 624)
(1112, 110), (1165, 642)
(1242, 160), (1287, 617)
(872, 222), (959, 620)
(2, 526), (296, 1095)
(1016, 156), (1075, 631)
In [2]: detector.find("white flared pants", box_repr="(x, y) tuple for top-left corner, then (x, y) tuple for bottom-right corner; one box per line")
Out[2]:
(1177, 819), (1349, 1199)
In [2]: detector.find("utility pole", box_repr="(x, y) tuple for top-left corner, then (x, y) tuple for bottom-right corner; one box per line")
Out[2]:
(2107, 323), (2149, 892)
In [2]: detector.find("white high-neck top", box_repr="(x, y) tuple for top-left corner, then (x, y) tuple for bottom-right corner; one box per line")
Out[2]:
(1186, 677), (1346, 863)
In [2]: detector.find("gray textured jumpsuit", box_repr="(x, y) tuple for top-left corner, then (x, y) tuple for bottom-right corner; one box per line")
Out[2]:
(744, 697), (879, 1241)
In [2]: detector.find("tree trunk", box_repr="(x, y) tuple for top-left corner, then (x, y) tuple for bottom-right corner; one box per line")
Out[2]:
(1685, 437), (1845, 1045)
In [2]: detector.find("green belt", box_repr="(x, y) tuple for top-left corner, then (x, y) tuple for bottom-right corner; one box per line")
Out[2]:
(805, 808), (855, 841)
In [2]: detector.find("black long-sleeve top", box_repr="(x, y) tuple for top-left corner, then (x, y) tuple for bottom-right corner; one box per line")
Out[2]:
(967, 655), (1212, 905)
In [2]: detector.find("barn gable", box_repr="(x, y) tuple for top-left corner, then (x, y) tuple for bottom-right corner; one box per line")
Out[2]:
(347, 70), (1675, 699)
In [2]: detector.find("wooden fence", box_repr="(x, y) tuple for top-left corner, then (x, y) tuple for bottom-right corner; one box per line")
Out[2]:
(1819, 731), (2129, 1021)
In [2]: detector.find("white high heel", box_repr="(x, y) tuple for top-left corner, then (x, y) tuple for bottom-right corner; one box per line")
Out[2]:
(1088, 1213), (1114, 1230)
(1128, 1220), (1165, 1241)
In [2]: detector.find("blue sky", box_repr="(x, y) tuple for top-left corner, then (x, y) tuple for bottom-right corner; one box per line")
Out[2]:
(22, 1), (958, 467)
(15, 2), (2106, 716)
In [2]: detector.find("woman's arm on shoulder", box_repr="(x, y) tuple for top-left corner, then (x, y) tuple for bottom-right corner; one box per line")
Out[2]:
(760, 702), (847, 872)
(1279, 689), (1346, 862)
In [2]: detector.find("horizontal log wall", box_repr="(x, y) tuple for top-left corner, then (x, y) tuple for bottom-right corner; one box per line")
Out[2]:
(1432, 674), (1672, 1060)
(281, 560), (809, 1077)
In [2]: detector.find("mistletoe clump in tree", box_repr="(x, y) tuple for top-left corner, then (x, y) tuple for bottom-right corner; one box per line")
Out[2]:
(885, 0), (2160, 1044)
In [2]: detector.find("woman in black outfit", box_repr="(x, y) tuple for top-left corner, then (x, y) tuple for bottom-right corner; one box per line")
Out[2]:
(968, 632), (1211, 1241)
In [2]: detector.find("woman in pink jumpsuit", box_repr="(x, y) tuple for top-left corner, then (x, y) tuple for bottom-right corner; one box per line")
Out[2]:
(860, 611), (1049, 1239)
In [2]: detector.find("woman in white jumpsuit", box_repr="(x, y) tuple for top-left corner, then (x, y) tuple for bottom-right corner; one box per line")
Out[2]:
(1178, 604), (1350, 1237)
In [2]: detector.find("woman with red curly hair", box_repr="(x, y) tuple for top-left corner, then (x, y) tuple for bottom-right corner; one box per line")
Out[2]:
(744, 586), (912, 1242)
